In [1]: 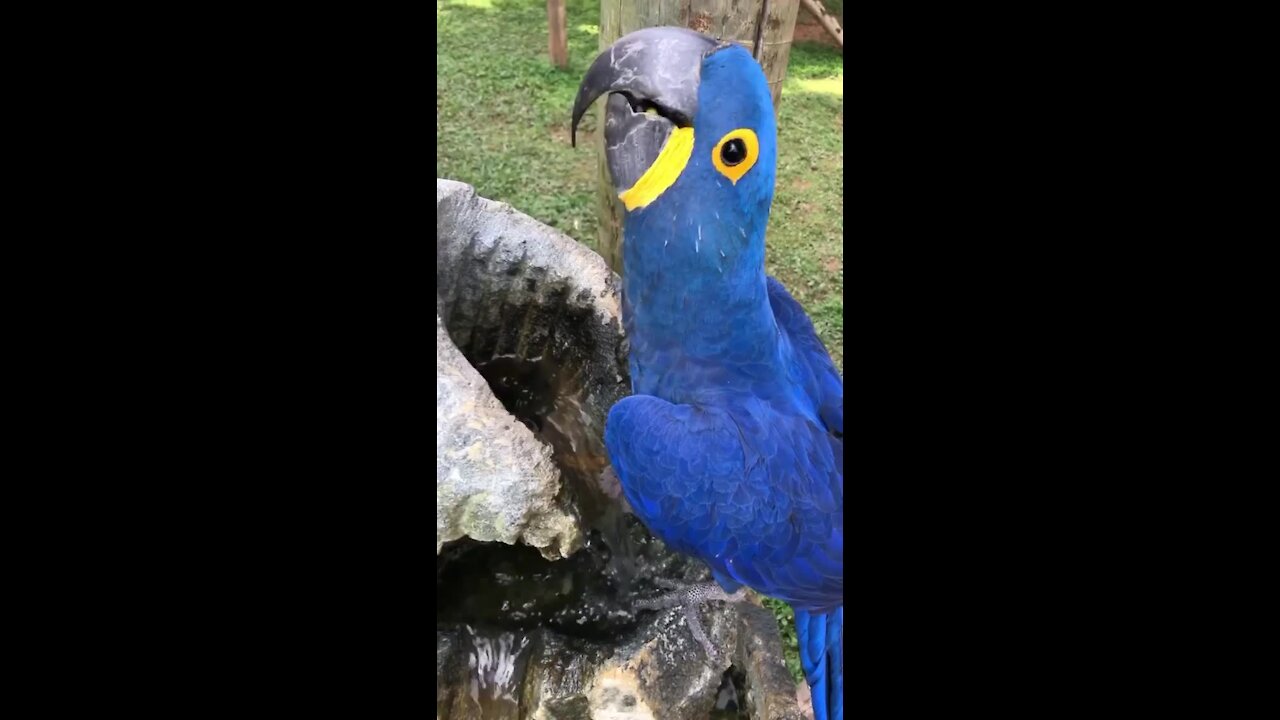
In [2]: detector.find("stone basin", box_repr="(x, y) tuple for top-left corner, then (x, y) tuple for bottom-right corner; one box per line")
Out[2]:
(435, 179), (802, 720)
(436, 177), (630, 560)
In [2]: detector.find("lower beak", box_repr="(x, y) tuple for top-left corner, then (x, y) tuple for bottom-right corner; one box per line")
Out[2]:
(600, 95), (678, 194)
(570, 27), (718, 195)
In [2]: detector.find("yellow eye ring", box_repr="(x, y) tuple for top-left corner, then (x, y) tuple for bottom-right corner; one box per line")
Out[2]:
(711, 129), (759, 184)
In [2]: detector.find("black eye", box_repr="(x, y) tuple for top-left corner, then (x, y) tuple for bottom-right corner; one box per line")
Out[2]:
(720, 138), (747, 166)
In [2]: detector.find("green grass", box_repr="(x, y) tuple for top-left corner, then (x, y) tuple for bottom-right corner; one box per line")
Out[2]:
(437, 0), (842, 685)
(436, 0), (604, 249)
(437, 0), (842, 370)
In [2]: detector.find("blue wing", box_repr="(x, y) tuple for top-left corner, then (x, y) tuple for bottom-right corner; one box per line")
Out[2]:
(765, 277), (845, 719)
(767, 275), (843, 439)
(605, 393), (842, 611)
(605, 394), (750, 562)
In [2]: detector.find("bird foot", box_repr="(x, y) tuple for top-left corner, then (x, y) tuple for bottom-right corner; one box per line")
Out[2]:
(635, 581), (748, 666)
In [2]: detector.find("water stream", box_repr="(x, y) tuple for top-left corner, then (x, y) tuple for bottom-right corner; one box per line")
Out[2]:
(460, 625), (532, 720)
(441, 344), (710, 717)
(474, 353), (647, 593)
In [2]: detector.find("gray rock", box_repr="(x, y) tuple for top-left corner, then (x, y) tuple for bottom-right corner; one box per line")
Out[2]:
(735, 603), (807, 720)
(583, 600), (802, 720)
(437, 177), (631, 560)
(436, 179), (628, 429)
(585, 604), (737, 720)
(520, 630), (608, 720)
(436, 308), (582, 559)
(435, 597), (798, 717)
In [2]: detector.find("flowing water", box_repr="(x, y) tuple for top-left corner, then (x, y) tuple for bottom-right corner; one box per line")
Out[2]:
(460, 625), (532, 720)
(474, 353), (646, 592)
(439, 353), (669, 638)
(440, 352), (707, 718)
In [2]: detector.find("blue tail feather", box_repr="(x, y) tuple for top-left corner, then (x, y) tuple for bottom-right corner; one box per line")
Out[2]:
(795, 607), (843, 720)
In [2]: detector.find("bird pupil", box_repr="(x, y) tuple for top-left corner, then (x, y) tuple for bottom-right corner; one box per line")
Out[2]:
(721, 139), (746, 166)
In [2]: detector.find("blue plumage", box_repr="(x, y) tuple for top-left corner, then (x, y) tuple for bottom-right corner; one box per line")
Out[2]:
(796, 607), (844, 720)
(585, 35), (843, 720)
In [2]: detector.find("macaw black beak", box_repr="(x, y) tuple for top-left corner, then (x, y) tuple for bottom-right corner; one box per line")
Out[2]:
(571, 27), (719, 194)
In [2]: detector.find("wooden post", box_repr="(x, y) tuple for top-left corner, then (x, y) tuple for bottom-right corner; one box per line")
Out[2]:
(595, 0), (801, 274)
(548, 0), (568, 69)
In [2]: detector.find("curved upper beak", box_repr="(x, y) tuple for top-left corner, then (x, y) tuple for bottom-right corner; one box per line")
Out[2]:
(570, 27), (719, 194)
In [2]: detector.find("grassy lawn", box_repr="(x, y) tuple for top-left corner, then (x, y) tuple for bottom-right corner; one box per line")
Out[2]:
(437, 0), (842, 686)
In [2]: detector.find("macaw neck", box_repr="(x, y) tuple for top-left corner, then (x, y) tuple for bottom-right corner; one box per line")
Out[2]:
(621, 208), (784, 402)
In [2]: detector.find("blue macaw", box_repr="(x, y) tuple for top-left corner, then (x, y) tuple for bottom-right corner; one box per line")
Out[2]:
(571, 27), (843, 720)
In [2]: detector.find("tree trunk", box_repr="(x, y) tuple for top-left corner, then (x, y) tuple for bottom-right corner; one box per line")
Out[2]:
(547, 0), (568, 69)
(595, 0), (801, 274)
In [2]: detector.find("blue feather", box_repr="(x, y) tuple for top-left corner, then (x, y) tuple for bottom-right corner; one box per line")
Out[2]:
(598, 40), (843, 720)
(796, 607), (843, 720)
(766, 276), (844, 440)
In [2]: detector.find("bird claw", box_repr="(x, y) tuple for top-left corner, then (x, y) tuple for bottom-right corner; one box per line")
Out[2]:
(633, 580), (749, 666)
(682, 603), (722, 667)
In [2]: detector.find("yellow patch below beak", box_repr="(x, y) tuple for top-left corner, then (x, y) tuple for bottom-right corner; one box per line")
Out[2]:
(617, 127), (694, 211)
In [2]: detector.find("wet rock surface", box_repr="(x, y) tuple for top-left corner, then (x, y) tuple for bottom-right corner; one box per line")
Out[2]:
(436, 178), (628, 433)
(436, 598), (801, 720)
(437, 308), (582, 560)
(436, 179), (800, 719)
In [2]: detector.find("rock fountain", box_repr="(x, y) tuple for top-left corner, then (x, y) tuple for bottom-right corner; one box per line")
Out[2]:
(436, 179), (802, 720)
